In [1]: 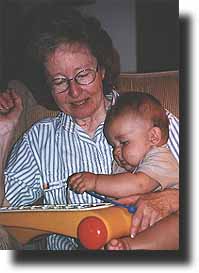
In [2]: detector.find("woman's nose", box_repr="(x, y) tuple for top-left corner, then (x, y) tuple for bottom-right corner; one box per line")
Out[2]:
(68, 81), (82, 98)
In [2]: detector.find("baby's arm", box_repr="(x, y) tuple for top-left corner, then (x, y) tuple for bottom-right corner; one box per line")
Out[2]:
(69, 172), (159, 198)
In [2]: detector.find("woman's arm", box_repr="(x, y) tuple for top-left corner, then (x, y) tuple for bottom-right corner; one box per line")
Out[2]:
(117, 189), (179, 237)
(0, 128), (15, 205)
(0, 90), (23, 206)
(106, 212), (179, 250)
(130, 212), (179, 250)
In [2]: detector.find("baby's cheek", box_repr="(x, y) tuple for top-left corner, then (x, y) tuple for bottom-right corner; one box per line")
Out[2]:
(123, 151), (137, 165)
(122, 148), (129, 160)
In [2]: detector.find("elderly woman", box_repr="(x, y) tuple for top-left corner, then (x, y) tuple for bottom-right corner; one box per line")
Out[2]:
(0, 7), (179, 250)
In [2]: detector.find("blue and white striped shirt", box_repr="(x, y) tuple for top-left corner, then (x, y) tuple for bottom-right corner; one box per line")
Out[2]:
(4, 91), (179, 250)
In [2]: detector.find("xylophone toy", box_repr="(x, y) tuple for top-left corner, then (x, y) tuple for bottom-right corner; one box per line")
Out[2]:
(0, 203), (134, 249)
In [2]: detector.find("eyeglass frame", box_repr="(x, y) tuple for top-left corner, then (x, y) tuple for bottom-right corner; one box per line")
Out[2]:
(49, 64), (99, 94)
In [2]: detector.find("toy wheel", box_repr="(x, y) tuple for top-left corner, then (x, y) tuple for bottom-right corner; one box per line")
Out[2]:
(78, 216), (108, 249)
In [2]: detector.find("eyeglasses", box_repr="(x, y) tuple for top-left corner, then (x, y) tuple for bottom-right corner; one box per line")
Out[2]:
(50, 64), (98, 94)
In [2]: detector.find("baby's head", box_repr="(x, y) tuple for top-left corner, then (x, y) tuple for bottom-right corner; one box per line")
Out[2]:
(104, 92), (169, 169)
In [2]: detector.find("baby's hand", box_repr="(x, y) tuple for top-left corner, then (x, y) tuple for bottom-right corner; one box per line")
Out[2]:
(68, 172), (98, 193)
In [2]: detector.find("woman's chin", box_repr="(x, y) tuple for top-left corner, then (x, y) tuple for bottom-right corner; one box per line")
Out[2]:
(71, 109), (96, 120)
(61, 105), (93, 119)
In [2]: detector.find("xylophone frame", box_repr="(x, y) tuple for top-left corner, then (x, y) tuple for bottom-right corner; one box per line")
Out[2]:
(0, 204), (132, 249)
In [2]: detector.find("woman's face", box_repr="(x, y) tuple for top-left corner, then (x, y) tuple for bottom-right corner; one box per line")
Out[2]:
(45, 43), (105, 120)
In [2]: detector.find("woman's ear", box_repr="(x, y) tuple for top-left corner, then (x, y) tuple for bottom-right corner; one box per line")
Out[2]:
(149, 127), (162, 145)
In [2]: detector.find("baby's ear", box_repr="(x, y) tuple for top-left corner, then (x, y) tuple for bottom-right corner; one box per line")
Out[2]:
(149, 127), (162, 145)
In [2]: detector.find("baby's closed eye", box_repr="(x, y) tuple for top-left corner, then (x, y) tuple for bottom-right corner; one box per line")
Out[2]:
(120, 140), (129, 145)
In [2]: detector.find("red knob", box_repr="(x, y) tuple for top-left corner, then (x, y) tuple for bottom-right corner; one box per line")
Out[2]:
(78, 216), (108, 249)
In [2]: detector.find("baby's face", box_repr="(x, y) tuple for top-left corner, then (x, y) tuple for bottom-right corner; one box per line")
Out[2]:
(106, 112), (153, 170)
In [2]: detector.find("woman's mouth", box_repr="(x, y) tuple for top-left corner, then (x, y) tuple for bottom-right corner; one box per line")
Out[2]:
(118, 158), (126, 165)
(71, 98), (89, 106)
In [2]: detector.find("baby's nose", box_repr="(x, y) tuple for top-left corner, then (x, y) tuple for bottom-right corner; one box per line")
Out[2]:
(113, 146), (121, 157)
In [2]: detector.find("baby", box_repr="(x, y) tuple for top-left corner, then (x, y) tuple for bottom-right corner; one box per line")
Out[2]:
(69, 92), (179, 199)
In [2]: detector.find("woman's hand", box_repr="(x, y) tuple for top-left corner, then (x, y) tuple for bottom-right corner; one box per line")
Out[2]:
(0, 89), (23, 136)
(118, 189), (179, 238)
